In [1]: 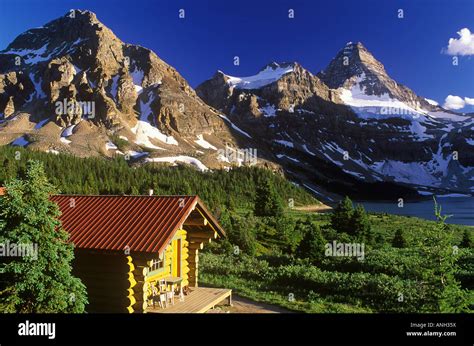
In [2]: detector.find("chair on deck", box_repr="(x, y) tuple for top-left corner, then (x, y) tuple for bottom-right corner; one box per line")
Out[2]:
(167, 289), (175, 305)
(178, 286), (185, 302)
(151, 280), (168, 309)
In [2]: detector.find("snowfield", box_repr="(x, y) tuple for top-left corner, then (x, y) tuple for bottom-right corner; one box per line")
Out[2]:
(146, 156), (208, 172)
(132, 92), (177, 148)
(260, 104), (277, 117)
(218, 114), (252, 138)
(60, 137), (71, 145)
(61, 124), (77, 137)
(224, 63), (294, 90)
(105, 141), (118, 150)
(2, 43), (52, 64)
(274, 140), (294, 148)
(195, 134), (217, 150)
(339, 82), (427, 121)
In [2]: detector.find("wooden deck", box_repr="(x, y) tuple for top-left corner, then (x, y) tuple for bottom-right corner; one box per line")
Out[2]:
(146, 287), (232, 313)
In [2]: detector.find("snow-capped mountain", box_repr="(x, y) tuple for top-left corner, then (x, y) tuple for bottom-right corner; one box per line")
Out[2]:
(197, 44), (474, 196)
(0, 10), (257, 171)
(1, 10), (473, 198)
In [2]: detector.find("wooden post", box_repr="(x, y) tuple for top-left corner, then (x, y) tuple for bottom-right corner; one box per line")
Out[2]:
(187, 248), (199, 287)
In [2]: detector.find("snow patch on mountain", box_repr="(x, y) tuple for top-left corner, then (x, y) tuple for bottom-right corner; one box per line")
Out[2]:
(425, 98), (439, 106)
(2, 43), (52, 64)
(260, 103), (277, 117)
(195, 134), (217, 150)
(339, 74), (427, 120)
(275, 140), (294, 148)
(132, 92), (177, 148)
(408, 122), (434, 141)
(218, 114), (252, 138)
(371, 160), (438, 186)
(302, 144), (316, 156)
(105, 141), (118, 150)
(146, 156), (208, 172)
(60, 137), (71, 145)
(276, 154), (300, 163)
(427, 110), (470, 122)
(61, 124), (76, 137)
(224, 63), (294, 90)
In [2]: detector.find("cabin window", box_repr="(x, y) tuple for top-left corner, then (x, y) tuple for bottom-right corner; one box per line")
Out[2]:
(150, 258), (164, 271)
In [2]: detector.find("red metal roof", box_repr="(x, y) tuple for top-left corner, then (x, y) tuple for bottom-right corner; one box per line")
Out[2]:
(51, 195), (224, 254)
(0, 187), (5, 196)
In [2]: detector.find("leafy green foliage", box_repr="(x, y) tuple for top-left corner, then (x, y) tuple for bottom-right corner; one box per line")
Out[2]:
(0, 161), (88, 313)
(202, 202), (472, 313)
(460, 230), (473, 248)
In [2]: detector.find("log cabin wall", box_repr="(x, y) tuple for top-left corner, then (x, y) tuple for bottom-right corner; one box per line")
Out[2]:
(72, 249), (137, 313)
(131, 229), (190, 313)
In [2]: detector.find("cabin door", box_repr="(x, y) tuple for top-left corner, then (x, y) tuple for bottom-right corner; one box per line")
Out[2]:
(172, 238), (181, 277)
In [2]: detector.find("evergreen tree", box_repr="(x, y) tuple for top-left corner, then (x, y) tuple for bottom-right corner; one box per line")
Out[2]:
(410, 199), (469, 312)
(351, 204), (371, 240)
(330, 196), (354, 233)
(392, 229), (408, 248)
(254, 178), (284, 217)
(460, 230), (473, 248)
(227, 213), (257, 256)
(296, 221), (327, 263)
(0, 160), (88, 312)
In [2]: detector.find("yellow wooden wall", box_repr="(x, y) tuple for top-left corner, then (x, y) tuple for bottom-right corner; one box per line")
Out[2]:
(134, 229), (190, 311)
(73, 229), (192, 313)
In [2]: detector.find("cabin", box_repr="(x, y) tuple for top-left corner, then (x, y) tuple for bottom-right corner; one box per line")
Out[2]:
(1, 188), (231, 313)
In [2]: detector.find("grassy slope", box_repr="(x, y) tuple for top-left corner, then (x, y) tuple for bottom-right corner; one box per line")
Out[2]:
(200, 208), (473, 313)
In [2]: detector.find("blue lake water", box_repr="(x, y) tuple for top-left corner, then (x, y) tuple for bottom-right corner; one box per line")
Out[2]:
(359, 197), (474, 226)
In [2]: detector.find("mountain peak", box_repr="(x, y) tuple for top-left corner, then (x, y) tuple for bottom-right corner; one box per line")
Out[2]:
(318, 41), (436, 111)
(259, 61), (296, 72)
(2, 9), (117, 55)
(317, 42), (388, 89)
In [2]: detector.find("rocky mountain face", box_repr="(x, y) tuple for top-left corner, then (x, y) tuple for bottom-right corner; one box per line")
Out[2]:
(317, 42), (435, 110)
(0, 10), (258, 171)
(197, 44), (474, 197)
(1, 11), (473, 199)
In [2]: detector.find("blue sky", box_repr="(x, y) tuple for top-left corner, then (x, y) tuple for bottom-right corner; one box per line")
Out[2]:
(1, 0), (473, 111)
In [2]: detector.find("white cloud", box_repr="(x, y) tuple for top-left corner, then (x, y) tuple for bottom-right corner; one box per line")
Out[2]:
(443, 95), (474, 110)
(443, 95), (466, 110)
(445, 28), (474, 56)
